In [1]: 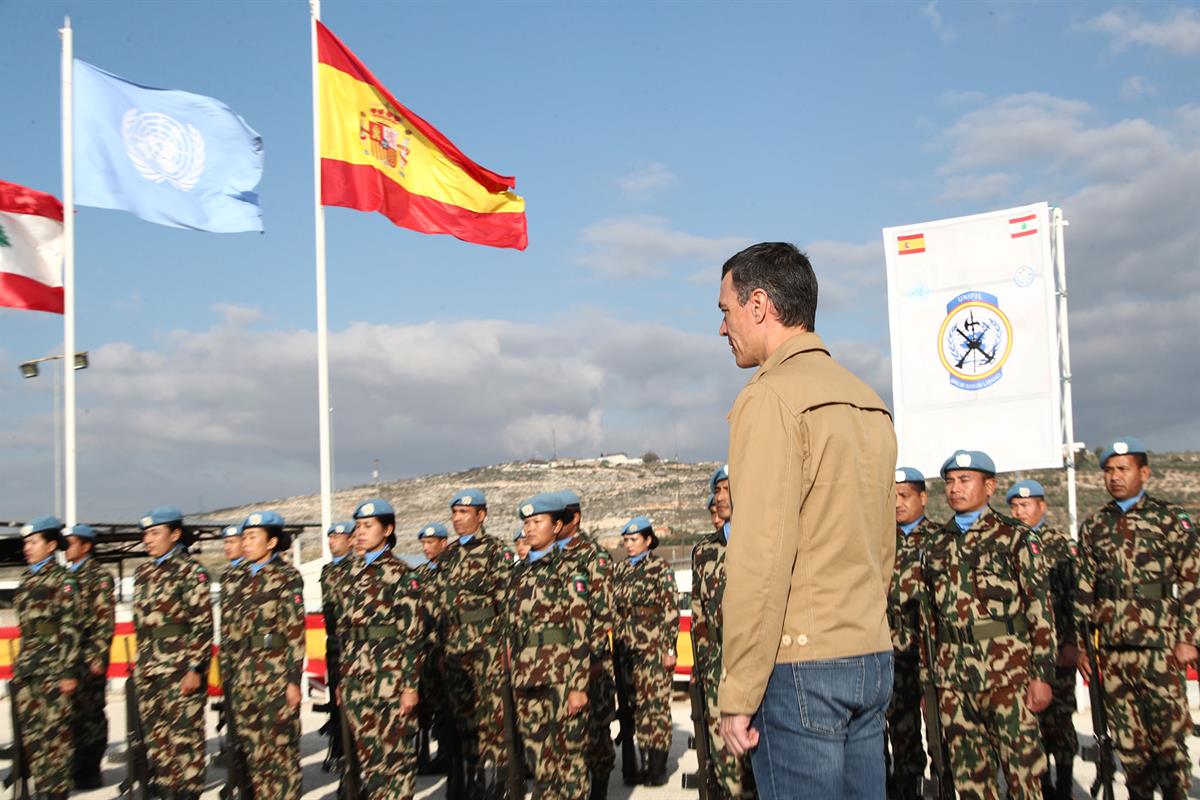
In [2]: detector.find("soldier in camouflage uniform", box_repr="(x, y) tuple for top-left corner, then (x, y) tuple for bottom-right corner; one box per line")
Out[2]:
(886, 467), (939, 800)
(224, 511), (306, 799)
(510, 493), (593, 799)
(513, 527), (530, 564)
(433, 488), (514, 798)
(133, 506), (214, 800)
(919, 450), (1055, 799)
(554, 489), (617, 800)
(691, 466), (754, 800)
(341, 498), (432, 800)
(64, 523), (115, 790)
(612, 515), (679, 787)
(13, 516), (81, 800)
(415, 521), (453, 775)
(1006, 479), (1078, 800)
(1075, 438), (1199, 800)
(318, 519), (356, 773)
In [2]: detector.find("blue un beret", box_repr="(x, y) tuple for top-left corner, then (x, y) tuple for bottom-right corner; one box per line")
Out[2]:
(518, 493), (567, 520)
(23, 515), (64, 537)
(354, 499), (395, 519)
(622, 515), (653, 536)
(140, 507), (184, 530)
(513, 527), (526, 542)
(939, 450), (997, 479)
(706, 493), (716, 510)
(1098, 437), (1147, 468)
(557, 490), (581, 508)
(709, 464), (730, 493)
(327, 521), (355, 536)
(450, 489), (487, 509)
(66, 523), (97, 541)
(895, 467), (925, 485)
(1006, 480), (1045, 503)
(242, 510), (285, 530)
(418, 521), (449, 539)
(221, 525), (242, 539)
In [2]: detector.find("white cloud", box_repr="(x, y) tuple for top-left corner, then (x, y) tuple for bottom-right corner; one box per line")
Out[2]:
(576, 215), (748, 278)
(1082, 7), (1200, 56)
(937, 172), (1014, 203)
(1119, 75), (1157, 101)
(921, 1), (956, 43)
(616, 162), (678, 195)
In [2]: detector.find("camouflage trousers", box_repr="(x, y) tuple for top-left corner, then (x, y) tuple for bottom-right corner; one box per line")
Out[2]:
(231, 669), (302, 800)
(1101, 647), (1191, 796)
(1038, 665), (1078, 762)
(14, 677), (73, 794)
(621, 647), (673, 751)
(444, 647), (508, 770)
(138, 671), (208, 793)
(886, 652), (925, 800)
(343, 671), (418, 800)
(699, 658), (754, 799)
(938, 683), (1046, 799)
(585, 655), (617, 774)
(514, 685), (589, 800)
(70, 668), (109, 752)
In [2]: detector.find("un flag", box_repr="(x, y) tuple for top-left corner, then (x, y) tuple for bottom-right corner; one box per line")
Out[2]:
(73, 60), (263, 233)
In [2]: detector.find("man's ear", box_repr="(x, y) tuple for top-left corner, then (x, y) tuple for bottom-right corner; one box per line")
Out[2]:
(750, 287), (772, 323)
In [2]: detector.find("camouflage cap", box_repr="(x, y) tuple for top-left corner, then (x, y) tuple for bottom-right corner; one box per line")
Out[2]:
(1005, 479), (1045, 502)
(1098, 437), (1147, 467)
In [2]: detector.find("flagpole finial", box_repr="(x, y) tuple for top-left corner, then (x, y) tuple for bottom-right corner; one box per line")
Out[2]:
(310, 0), (321, 20)
(60, 15), (71, 35)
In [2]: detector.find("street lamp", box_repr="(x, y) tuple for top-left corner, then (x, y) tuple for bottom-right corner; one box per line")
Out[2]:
(18, 352), (89, 517)
(19, 351), (89, 378)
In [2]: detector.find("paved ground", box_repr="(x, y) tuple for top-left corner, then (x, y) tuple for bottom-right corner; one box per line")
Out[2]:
(3, 685), (1199, 798)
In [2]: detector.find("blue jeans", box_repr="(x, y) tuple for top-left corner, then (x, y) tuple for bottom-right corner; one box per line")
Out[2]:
(750, 651), (893, 799)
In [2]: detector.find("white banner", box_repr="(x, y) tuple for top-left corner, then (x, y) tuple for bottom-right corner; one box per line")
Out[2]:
(883, 202), (1063, 477)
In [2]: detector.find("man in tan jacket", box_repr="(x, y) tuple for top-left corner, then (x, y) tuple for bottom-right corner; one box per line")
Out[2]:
(716, 242), (897, 799)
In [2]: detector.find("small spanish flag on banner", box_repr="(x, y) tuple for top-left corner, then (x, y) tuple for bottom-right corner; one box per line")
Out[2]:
(897, 232), (925, 255)
(316, 22), (527, 250)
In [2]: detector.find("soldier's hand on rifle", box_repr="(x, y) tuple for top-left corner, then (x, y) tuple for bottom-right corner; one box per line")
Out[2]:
(179, 670), (202, 695)
(1173, 642), (1198, 668)
(1077, 651), (1092, 681)
(662, 651), (676, 671)
(1056, 643), (1079, 669)
(1025, 679), (1052, 713)
(566, 690), (588, 716)
(58, 677), (78, 696)
(286, 682), (302, 711)
(399, 688), (419, 717)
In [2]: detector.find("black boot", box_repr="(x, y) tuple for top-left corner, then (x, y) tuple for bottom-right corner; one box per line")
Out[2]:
(1041, 768), (1055, 800)
(645, 749), (669, 787)
(621, 748), (640, 786)
(589, 769), (610, 800)
(637, 749), (653, 785)
(416, 727), (436, 775)
(1054, 756), (1073, 800)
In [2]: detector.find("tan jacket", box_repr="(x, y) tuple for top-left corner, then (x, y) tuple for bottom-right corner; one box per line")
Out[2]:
(718, 332), (898, 715)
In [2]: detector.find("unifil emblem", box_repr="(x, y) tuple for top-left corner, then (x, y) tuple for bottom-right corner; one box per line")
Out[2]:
(937, 290), (1012, 392)
(122, 109), (206, 191)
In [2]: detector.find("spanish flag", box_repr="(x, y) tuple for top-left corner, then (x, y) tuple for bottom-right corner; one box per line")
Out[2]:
(897, 232), (925, 255)
(316, 22), (527, 250)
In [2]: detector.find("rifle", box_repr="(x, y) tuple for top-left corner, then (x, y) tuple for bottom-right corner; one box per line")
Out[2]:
(3, 641), (30, 800)
(681, 632), (715, 798)
(219, 663), (255, 800)
(118, 638), (152, 800)
(612, 639), (640, 785)
(499, 647), (523, 800)
(1079, 619), (1116, 800)
(917, 552), (955, 800)
(333, 686), (361, 800)
(315, 604), (344, 774)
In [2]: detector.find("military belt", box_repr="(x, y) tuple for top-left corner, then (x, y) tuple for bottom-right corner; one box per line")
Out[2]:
(247, 633), (288, 650)
(457, 606), (497, 625)
(146, 623), (188, 639)
(1095, 581), (1173, 601)
(25, 622), (59, 637)
(520, 627), (572, 648)
(345, 625), (399, 641)
(938, 616), (1028, 645)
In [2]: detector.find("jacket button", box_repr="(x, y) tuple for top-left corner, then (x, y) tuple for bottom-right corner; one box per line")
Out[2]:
(797, 634), (809, 646)
(781, 634), (792, 646)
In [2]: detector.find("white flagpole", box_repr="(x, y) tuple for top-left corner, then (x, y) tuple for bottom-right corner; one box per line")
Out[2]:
(311, 0), (333, 561)
(60, 17), (78, 527)
(1052, 206), (1079, 536)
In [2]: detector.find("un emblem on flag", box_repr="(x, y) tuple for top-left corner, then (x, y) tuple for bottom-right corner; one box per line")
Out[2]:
(122, 109), (207, 192)
(937, 290), (1012, 391)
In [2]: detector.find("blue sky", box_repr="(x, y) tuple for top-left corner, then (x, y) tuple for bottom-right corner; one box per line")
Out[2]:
(2, 1), (1198, 519)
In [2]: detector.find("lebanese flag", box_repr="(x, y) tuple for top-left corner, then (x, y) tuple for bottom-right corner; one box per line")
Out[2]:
(0, 180), (64, 314)
(1009, 213), (1038, 239)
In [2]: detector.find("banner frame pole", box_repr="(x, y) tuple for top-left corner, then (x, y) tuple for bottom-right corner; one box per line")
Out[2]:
(311, 0), (333, 562)
(60, 17), (78, 527)
(1052, 206), (1079, 536)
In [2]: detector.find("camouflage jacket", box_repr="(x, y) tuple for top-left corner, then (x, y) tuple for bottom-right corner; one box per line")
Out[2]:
(72, 556), (116, 670)
(319, 556), (355, 665)
(1038, 524), (1077, 650)
(14, 561), (81, 681)
(1075, 493), (1199, 650)
(690, 527), (727, 674)
(559, 533), (614, 657)
(612, 552), (679, 656)
(919, 508), (1056, 691)
(133, 547), (214, 678)
(431, 533), (513, 655)
(225, 557), (307, 686)
(507, 547), (591, 693)
(888, 516), (940, 654)
(340, 551), (430, 689)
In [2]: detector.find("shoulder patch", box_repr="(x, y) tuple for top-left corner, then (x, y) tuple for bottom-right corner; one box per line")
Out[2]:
(1069, 542), (1078, 558)
(572, 573), (589, 597)
(597, 556), (608, 571)
(1181, 515), (1193, 531)
(502, 551), (514, 562)
(410, 577), (420, 591)
(63, 582), (75, 595)
(197, 571), (208, 583)
(294, 592), (304, 605)
(1027, 534), (1042, 557)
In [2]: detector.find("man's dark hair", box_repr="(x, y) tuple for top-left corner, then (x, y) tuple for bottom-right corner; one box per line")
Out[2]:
(1133, 453), (1149, 468)
(901, 479), (927, 493)
(721, 242), (818, 330)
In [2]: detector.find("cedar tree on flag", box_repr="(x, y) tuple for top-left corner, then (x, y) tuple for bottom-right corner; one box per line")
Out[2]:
(316, 22), (527, 250)
(0, 180), (65, 314)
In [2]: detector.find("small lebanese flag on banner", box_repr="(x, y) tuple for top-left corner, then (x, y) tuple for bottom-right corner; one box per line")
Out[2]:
(1009, 213), (1038, 239)
(316, 21), (527, 250)
(0, 180), (65, 314)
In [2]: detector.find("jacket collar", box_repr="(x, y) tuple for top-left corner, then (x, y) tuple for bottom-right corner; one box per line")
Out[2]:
(749, 331), (827, 384)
